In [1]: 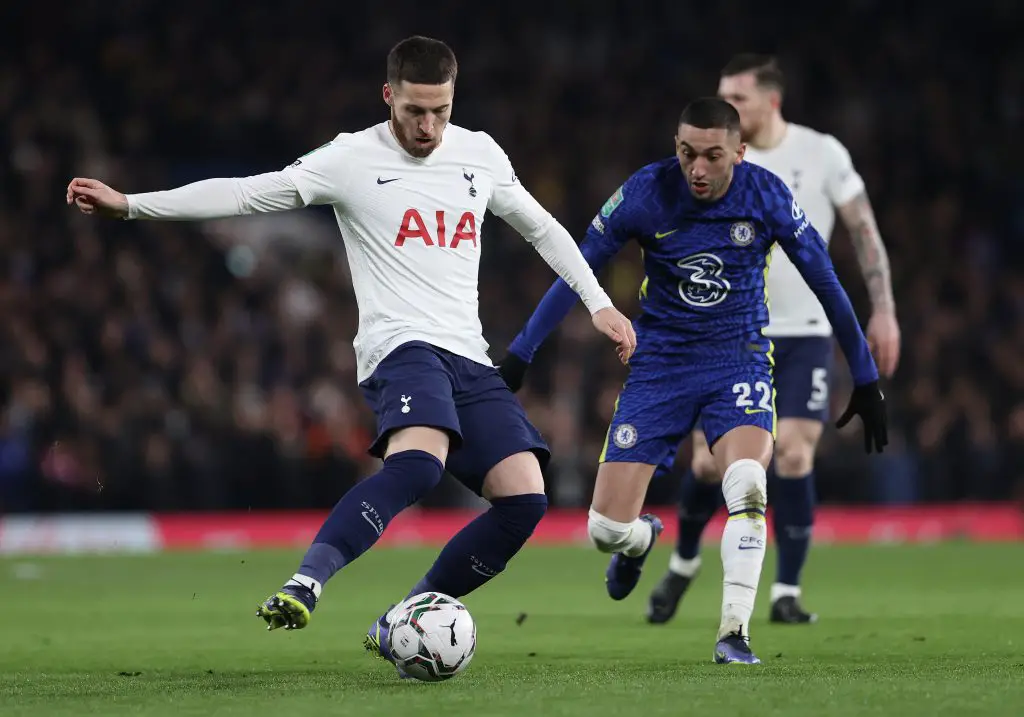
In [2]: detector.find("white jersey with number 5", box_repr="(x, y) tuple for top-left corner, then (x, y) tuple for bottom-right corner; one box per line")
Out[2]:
(281, 123), (609, 381)
(743, 123), (865, 338)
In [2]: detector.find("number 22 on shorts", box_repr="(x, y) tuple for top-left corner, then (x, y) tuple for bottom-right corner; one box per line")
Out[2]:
(733, 381), (773, 414)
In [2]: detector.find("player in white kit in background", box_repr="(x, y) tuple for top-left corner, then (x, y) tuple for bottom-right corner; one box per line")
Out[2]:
(67, 36), (636, 674)
(647, 54), (900, 625)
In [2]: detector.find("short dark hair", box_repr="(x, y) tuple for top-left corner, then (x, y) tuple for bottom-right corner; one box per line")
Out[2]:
(721, 54), (785, 96)
(678, 98), (741, 134)
(386, 36), (458, 86)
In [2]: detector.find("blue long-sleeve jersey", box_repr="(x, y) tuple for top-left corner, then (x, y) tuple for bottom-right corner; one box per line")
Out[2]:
(508, 158), (879, 386)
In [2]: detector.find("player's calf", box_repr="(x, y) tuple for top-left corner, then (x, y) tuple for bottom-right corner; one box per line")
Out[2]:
(718, 458), (768, 643)
(770, 418), (821, 624)
(592, 510), (665, 600)
(395, 452), (549, 603)
(649, 435), (724, 624)
(588, 461), (663, 600)
(588, 509), (655, 555)
(258, 444), (446, 631)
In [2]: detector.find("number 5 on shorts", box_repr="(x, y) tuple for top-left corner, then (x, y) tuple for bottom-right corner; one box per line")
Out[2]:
(733, 381), (773, 413)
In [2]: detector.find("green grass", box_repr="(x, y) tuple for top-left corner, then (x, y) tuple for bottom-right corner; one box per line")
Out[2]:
(2, 543), (1023, 716)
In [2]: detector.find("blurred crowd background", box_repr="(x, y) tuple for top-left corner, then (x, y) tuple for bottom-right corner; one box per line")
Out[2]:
(1, 1), (1021, 513)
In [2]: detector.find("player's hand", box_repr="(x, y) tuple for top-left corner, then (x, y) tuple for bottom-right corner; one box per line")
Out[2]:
(592, 307), (636, 364)
(836, 380), (888, 454)
(66, 178), (129, 219)
(497, 353), (529, 393)
(866, 310), (901, 378)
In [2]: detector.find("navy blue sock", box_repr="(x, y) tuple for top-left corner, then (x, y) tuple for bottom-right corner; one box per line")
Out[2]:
(404, 493), (548, 600)
(675, 469), (724, 560)
(772, 471), (816, 587)
(297, 450), (444, 588)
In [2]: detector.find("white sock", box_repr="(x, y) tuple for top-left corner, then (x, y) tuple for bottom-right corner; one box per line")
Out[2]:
(771, 583), (802, 602)
(669, 553), (702, 578)
(587, 509), (654, 557)
(286, 573), (322, 600)
(718, 459), (768, 640)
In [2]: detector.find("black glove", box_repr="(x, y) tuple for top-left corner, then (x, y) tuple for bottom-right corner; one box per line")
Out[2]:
(497, 353), (529, 393)
(836, 380), (888, 453)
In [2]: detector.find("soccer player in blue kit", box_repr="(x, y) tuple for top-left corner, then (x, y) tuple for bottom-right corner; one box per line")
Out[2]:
(498, 98), (887, 664)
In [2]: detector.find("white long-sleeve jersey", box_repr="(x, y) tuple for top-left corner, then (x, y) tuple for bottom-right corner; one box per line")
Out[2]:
(126, 122), (612, 382)
(744, 123), (865, 337)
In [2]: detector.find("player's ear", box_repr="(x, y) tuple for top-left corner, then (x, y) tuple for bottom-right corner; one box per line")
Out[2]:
(382, 83), (394, 107)
(735, 143), (746, 165)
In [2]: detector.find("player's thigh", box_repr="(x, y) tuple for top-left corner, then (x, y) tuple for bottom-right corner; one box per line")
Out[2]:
(700, 366), (776, 475)
(444, 367), (549, 498)
(771, 336), (832, 476)
(358, 341), (461, 464)
(774, 418), (823, 477)
(480, 451), (544, 501)
(772, 336), (833, 423)
(386, 426), (452, 462)
(591, 461), (658, 522)
(689, 427), (719, 482)
(712, 425), (774, 475)
(596, 376), (698, 520)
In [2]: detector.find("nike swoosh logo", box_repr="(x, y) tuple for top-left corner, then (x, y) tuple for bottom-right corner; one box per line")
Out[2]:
(744, 408), (769, 415)
(376, 177), (400, 185)
(654, 230), (678, 239)
(470, 564), (495, 577)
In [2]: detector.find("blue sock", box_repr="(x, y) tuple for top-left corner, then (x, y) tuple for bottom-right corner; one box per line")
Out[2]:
(772, 471), (816, 587)
(296, 450), (444, 588)
(675, 469), (724, 560)
(404, 493), (548, 600)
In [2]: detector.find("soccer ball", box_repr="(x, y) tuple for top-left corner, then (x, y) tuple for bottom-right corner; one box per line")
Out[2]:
(387, 591), (476, 682)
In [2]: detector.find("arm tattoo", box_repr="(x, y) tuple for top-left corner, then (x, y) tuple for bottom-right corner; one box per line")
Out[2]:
(838, 192), (894, 313)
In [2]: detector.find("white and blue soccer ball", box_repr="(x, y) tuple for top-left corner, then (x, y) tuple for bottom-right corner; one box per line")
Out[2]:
(387, 591), (477, 682)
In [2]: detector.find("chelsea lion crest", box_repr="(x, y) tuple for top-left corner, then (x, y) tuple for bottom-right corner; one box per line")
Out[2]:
(730, 221), (756, 247)
(613, 424), (638, 449)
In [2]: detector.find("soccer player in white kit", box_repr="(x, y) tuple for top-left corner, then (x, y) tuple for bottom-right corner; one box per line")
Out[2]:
(67, 36), (636, 671)
(647, 54), (900, 625)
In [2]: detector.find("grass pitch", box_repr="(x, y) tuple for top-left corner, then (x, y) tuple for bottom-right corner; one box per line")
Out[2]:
(2, 543), (1023, 716)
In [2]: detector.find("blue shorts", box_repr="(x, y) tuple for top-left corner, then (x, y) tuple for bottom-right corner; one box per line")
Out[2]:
(359, 341), (550, 495)
(770, 336), (834, 421)
(602, 361), (776, 466)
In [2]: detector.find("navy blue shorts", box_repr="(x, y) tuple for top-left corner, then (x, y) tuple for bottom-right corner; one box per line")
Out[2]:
(359, 341), (550, 495)
(602, 360), (776, 466)
(770, 336), (834, 422)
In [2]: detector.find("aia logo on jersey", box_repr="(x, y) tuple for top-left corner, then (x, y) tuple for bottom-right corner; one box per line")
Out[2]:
(676, 252), (730, 307)
(394, 209), (477, 248)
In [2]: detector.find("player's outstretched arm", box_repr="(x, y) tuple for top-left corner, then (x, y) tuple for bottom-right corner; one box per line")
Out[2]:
(838, 192), (900, 378)
(67, 173), (304, 221)
(770, 184), (887, 453)
(67, 137), (350, 222)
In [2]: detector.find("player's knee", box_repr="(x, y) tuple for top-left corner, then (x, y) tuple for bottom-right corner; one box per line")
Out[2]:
(587, 509), (635, 554)
(481, 451), (545, 500)
(491, 493), (548, 544)
(774, 440), (815, 477)
(383, 449), (447, 500)
(721, 459), (767, 515)
(691, 451), (719, 483)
